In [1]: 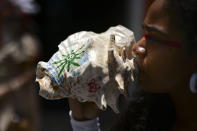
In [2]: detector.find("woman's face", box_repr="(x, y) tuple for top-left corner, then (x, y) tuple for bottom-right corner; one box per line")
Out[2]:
(132, 0), (197, 93)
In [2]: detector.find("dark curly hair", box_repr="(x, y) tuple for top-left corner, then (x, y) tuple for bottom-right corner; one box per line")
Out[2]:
(110, 91), (175, 130)
(169, 0), (197, 55)
(110, 0), (197, 130)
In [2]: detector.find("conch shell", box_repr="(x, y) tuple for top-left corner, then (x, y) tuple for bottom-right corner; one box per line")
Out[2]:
(36, 25), (136, 113)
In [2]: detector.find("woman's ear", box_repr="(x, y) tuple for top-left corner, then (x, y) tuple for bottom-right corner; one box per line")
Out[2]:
(192, 59), (197, 73)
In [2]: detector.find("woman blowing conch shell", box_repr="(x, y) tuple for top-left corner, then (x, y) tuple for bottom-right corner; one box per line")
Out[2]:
(36, 25), (138, 113)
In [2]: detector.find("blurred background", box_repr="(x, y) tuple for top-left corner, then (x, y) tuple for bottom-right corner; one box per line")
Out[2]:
(0, 0), (153, 131)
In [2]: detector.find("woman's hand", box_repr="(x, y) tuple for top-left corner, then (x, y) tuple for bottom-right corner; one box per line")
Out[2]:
(69, 98), (101, 121)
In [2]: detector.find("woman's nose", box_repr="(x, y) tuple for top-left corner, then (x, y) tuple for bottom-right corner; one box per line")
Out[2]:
(132, 37), (146, 57)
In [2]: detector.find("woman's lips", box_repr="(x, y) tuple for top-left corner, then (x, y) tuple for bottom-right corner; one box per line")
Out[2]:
(133, 57), (140, 81)
(133, 56), (145, 80)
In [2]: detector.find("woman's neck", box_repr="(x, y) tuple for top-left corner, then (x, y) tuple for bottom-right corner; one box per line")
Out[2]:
(169, 86), (197, 130)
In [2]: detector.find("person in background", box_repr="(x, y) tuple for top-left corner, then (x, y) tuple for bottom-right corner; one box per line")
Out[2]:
(0, 0), (41, 131)
(68, 0), (197, 130)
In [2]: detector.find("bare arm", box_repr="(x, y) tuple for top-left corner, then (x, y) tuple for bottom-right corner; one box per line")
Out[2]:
(68, 98), (101, 121)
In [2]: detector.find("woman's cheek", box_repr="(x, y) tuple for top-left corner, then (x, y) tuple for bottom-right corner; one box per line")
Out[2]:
(141, 49), (173, 92)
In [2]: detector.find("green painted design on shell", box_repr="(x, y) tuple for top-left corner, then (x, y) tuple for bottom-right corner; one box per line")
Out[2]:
(53, 45), (85, 77)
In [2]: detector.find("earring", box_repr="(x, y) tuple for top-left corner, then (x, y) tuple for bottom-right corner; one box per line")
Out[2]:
(189, 73), (197, 94)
